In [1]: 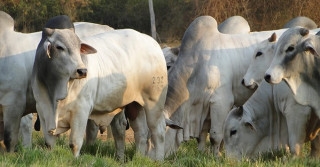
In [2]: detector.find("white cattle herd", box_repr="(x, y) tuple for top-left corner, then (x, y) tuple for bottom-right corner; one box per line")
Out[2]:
(1, 10), (320, 160)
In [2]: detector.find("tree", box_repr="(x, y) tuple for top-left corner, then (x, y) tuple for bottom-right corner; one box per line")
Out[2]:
(148, 0), (156, 40)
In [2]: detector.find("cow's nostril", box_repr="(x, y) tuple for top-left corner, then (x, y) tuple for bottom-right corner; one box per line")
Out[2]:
(77, 69), (87, 76)
(264, 74), (271, 83)
(241, 79), (245, 86)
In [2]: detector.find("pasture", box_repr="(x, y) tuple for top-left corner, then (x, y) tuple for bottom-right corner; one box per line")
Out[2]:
(1, 130), (319, 167)
(2, 1), (320, 166)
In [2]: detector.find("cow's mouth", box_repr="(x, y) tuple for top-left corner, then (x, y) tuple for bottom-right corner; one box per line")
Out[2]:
(245, 83), (258, 90)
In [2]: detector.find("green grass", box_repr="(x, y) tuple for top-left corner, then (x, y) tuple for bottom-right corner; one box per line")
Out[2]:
(1, 132), (320, 167)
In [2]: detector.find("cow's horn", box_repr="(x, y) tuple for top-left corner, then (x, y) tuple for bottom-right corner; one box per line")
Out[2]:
(268, 33), (276, 42)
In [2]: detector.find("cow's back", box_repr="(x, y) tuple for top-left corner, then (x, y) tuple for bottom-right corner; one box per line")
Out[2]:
(80, 29), (166, 111)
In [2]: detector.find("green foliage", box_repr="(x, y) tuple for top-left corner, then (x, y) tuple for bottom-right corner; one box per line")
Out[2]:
(1, 0), (320, 43)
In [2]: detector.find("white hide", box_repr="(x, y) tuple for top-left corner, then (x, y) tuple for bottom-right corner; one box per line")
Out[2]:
(32, 29), (168, 160)
(244, 29), (320, 90)
(164, 16), (287, 157)
(162, 16), (250, 71)
(0, 11), (115, 151)
(266, 28), (320, 132)
(242, 36), (276, 89)
(224, 81), (320, 159)
(218, 16), (250, 34)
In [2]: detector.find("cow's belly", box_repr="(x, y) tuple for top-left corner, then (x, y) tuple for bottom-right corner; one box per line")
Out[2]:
(93, 82), (132, 112)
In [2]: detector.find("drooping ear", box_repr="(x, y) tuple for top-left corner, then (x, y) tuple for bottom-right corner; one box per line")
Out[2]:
(299, 28), (309, 36)
(43, 40), (52, 59)
(166, 118), (183, 129)
(303, 39), (320, 57)
(80, 43), (97, 55)
(268, 32), (277, 42)
(244, 121), (256, 131)
(230, 106), (244, 118)
(44, 28), (55, 37)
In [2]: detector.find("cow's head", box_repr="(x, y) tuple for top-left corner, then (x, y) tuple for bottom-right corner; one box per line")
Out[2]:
(33, 27), (96, 135)
(162, 46), (180, 70)
(43, 28), (96, 80)
(265, 27), (312, 94)
(224, 106), (261, 160)
(242, 33), (277, 89)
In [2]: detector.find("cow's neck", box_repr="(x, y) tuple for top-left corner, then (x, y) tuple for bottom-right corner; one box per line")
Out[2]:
(244, 81), (287, 149)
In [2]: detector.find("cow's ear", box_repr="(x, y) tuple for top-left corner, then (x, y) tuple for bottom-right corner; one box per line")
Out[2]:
(80, 43), (97, 55)
(44, 41), (51, 59)
(166, 118), (183, 129)
(303, 40), (320, 57)
(230, 106), (244, 118)
(244, 121), (256, 131)
(268, 32), (276, 42)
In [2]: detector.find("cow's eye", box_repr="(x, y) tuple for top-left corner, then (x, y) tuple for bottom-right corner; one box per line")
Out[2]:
(285, 46), (294, 52)
(56, 45), (64, 51)
(230, 129), (237, 137)
(255, 51), (263, 57)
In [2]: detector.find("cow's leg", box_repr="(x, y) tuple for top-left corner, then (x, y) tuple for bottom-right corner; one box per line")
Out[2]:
(209, 88), (234, 157)
(311, 135), (320, 157)
(110, 110), (126, 160)
(69, 109), (89, 157)
(19, 113), (33, 148)
(38, 111), (56, 148)
(198, 118), (210, 151)
(106, 125), (113, 139)
(85, 119), (98, 145)
(144, 99), (166, 160)
(285, 106), (310, 156)
(3, 103), (24, 152)
(0, 105), (5, 152)
(129, 109), (149, 156)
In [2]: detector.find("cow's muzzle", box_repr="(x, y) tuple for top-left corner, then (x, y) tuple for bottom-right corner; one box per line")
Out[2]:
(76, 68), (87, 78)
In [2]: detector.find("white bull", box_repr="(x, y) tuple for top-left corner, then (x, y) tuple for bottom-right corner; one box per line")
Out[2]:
(224, 80), (320, 159)
(265, 27), (320, 137)
(163, 16), (287, 157)
(31, 28), (168, 160)
(0, 11), (117, 152)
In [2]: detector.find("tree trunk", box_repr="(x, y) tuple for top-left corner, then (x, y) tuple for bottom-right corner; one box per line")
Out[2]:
(148, 0), (157, 40)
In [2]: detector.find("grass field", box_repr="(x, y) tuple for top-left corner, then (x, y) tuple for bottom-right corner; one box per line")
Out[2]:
(1, 131), (320, 167)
